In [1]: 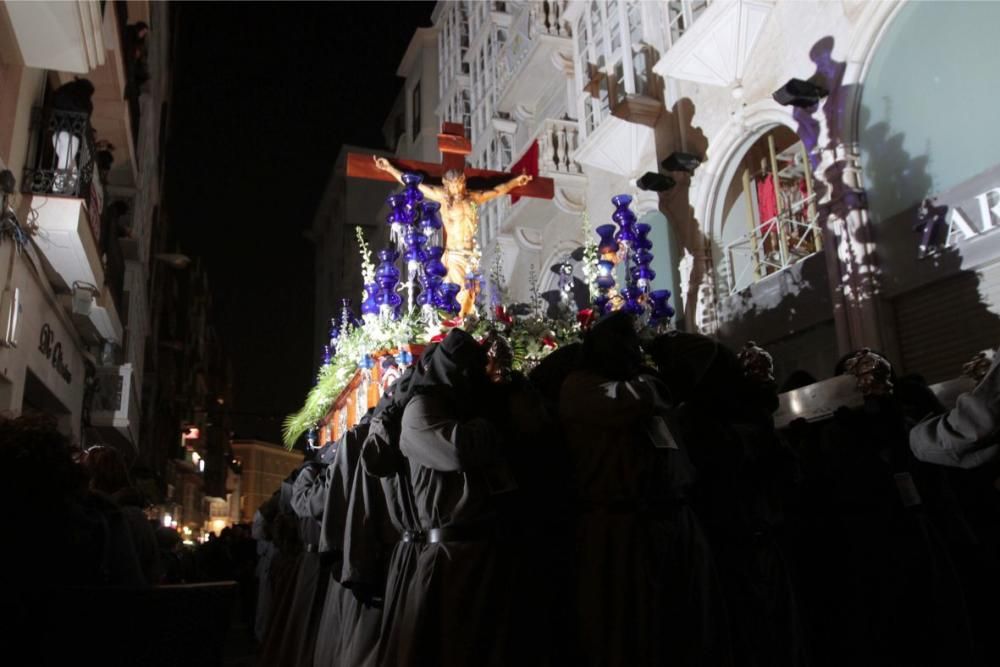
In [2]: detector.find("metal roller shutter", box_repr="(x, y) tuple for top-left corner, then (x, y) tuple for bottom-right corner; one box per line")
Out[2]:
(894, 264), (1000, 382)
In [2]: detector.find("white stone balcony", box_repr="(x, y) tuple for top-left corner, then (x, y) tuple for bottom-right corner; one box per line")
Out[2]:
(573, 111), (657, 178)
(537, 118), (583, 177)
(653, 0), (774, 87)
(91, 362), (139, 451)
(495, 1), (573, 114)
(1, 0), (105, 74)
(26, 194), (104, 294)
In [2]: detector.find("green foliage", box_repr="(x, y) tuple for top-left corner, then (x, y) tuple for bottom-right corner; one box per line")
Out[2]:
(283, 306), (584, 447)
(281, 311), (429, 448)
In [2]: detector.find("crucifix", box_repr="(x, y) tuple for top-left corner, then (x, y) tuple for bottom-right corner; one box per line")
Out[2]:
(347, 122), (555, 316)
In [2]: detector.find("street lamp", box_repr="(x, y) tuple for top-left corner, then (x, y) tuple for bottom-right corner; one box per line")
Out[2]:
(772, 78), (829, 107)
(636, 172), (675, 192)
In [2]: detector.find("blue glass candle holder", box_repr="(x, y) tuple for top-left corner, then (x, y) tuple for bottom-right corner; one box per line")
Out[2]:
(376, 288), (402, 317)
(631, 264), (656, 287)
(376, 248), (400, 286)
(634, 223), (653, 250)
(386, 194), (407, 216)
(420, 201), (442, 232)
(620, 285), (645, 316)
(610, 193), (633, 209)
(611, 194), (638, 250)
(633, 248), (655, 266)
(423, 246), (447, 278)
(401, 171), (424, 189)
(403, 229), (427, 269)
(649, 289), (675, 324)
(595, 224), (619, 257)
(615, 222), (637, 247)
(361, 283), (380, 317)
(596, 259), (616, 290)
(435, 283), (461, 315)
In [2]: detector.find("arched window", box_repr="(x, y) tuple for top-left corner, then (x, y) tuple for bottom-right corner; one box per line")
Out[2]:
(717, 126), (820, 294)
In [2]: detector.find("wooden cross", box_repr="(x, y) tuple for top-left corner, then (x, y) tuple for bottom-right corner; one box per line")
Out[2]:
(346, 122), (554, 200)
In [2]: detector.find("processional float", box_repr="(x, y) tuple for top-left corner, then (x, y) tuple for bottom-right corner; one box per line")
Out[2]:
(283, 123), (674, 449)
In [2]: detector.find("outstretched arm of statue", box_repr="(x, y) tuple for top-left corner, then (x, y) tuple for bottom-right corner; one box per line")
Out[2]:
(472, 173), (532, 204)
(373, 156), (404, 183)
(373, 156), (442, 201)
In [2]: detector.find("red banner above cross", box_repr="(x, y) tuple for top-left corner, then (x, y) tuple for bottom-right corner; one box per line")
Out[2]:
(346, 122), (554, 200)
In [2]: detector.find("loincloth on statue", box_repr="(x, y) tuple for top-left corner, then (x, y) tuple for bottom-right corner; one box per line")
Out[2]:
(443, 248), (479, 280)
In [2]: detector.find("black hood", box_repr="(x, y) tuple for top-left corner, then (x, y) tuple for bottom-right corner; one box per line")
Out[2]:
(582, 311), (642, 381)
(649, 332), (763, 419)
(362, 329), (488, 477)
(529, 342), (583, 404)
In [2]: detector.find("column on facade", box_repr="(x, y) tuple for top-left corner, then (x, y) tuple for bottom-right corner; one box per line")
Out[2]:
(815, 141), (886, 356)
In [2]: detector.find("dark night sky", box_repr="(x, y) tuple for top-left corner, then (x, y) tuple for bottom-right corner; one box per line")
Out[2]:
(167, 2), (435, 442)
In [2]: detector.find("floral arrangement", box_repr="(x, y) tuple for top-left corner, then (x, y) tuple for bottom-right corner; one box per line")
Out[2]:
(579, 210), (600, 303)
(282, 182), (675, 448)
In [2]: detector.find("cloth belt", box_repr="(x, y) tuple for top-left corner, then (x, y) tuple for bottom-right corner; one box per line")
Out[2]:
(400, 524), (498, 544)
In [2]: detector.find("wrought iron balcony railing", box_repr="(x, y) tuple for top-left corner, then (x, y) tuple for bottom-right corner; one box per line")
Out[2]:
(22, 107), (96, 200)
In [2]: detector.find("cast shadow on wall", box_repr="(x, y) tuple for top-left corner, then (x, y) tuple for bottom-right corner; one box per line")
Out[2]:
(653, 96), (712, 333)
(790, 35), (998, 380)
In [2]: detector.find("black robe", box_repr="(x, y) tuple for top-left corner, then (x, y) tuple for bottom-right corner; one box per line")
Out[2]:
(270, 461), (330, 667)
(391, 391), (513, 666)
(486, 373), (575, 666)
(362, 411), (426, 667)
(651, 332), (801, 667)
(364, 330), (514, 667)
(258, 472), (308, 666)
(786, 397), (976, 667)
(559, 367), (662, 666)
(309, 422), (391, 667)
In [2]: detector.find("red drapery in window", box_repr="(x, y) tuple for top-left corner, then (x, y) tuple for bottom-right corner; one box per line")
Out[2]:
(510, 140), (539, 204)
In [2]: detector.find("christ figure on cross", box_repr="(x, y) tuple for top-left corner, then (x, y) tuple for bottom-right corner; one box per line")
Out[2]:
(374, 156), (532, 317)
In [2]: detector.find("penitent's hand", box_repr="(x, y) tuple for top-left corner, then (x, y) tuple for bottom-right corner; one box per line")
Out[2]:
(374, 156), (391, 171)
(515, 174), (533, 187)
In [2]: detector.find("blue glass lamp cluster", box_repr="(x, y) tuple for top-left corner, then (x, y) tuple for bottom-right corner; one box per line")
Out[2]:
(363, 172), (461, 320)
(593, 194), (674, 326)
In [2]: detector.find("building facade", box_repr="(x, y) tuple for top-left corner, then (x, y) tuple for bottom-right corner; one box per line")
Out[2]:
(0, 0), (172, 452)
(435, 0), (591, 311)
(230, 439), (303, 523)
(639, 0), (1000, 383)
(424, 0), (1000, 385)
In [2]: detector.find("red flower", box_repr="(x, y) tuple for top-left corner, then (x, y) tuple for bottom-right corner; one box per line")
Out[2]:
(430, 332), (447, 343)
(541, 335), (557, 350)
(441, 317), (463, 329)
(577, 308), (597, 330)
(494, 305), (514, 326)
